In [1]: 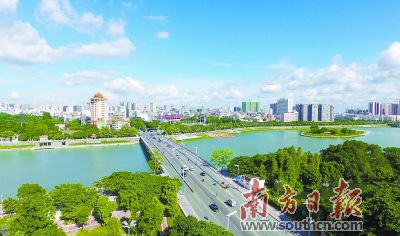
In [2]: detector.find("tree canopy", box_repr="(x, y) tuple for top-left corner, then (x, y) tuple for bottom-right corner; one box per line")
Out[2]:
(227, 140), (400, 236)
(210, 148), (234, 170)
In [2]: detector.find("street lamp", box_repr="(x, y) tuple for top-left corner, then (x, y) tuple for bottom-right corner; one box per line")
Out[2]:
(181, 169), (187, 193)
(194, 146), (198, 165)
(275, 179), (281, 196)
(234, 164), (240, 176)
(226, 210), (237, 230)
(304, 201), (313, 236)
(122, 220), (136, 236)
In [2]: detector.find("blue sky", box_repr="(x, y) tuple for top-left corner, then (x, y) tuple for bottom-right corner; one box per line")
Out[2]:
(1, 0), (400, 111)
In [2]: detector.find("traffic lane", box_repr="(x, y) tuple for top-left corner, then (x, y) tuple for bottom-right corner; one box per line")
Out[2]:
(158, 138), (293, 236)
(150, 139), (245, 235)
(169, 152), (264, 236)
(153, 140), (238, 233)
(144, 135), (290, 236)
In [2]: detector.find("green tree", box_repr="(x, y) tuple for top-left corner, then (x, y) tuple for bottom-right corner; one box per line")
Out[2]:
(77, 218), (122, 236)
(32, 225), (66, 236)
(136, 197), (164, 235)
(94, 196), (118, 225)
(9, 184), (54, 235)
(49, 184), (98, 225)
(210, 148), (234, 170)
(130, 118), (146, 131)
(362, 185), (400, 235)
(167, 216), (233, 236)
(149, 150), (165, 174)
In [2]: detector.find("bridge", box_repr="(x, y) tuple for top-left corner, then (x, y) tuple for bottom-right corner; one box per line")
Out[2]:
(140, 131), (294, 236)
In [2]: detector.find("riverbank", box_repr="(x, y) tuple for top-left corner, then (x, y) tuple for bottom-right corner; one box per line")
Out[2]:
(170, 124), (383, 142)
(0, 138), (139, 152)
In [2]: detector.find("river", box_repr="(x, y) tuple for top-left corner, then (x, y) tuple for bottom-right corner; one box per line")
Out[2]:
(0, 127), (399, 198)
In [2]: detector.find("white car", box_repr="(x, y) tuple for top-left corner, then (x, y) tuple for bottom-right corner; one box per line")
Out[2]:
(189, 166), (195, 171)
(181, 165), (189, 171)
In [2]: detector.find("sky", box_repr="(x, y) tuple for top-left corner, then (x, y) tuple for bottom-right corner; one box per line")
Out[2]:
(1, 0), (400, 111)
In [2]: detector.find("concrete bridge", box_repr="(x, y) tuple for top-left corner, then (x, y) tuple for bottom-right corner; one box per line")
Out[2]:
(139, 131), (295, 236)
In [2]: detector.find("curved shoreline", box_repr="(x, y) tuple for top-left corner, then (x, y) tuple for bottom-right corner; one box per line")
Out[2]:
(171, 124), (380, 141)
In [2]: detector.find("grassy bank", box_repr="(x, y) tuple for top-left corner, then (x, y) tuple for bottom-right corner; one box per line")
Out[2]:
(300, 125), (366, 138)
(0, 144), (34, 150)
(69, 140), (130, 146)
(171, 124), (378, 142)
(300, 131), (366, 138)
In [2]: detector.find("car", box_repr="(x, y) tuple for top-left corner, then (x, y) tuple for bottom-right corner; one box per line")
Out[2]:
(200, 172), (206, 176)
(209, 203), (218, 212)
(181, 172), (187, 177)
(202, 163), (208, 167)
(225, 199), (236, 207)
(189, 166), (195, 171)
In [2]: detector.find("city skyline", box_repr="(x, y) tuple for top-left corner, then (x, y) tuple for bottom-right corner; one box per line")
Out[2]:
(1, 1), (400, 111)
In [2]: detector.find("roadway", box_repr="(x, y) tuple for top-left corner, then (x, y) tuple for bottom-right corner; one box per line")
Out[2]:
(140, 131), (293, 236)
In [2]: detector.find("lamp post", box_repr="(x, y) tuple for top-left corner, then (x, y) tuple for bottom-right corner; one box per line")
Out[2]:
(304, 201), (312, 236)
(275, 179), (281, 196)
(234, 164), (240, 175)
(122, 220), (136, 236)
(182, 169), (187, 193)
(226, 210), (237, 230)
(194, 146), (198, 165)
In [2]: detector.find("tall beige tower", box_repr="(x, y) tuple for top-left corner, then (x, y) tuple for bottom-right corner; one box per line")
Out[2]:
(90, 92), (108, 123)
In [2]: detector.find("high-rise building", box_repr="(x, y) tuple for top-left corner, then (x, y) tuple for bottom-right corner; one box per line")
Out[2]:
(269, 103), (277, 115)
(369, 102), (381, 115)
(131, 102), (137, 111)
(233, 106), (241, 112)
(318, 104), (334, 122)
(150, 102), (157, 113)
(298, 104), (309, 121)
(241, 101), (260, 113)
(398, 99), (400, 115)
(381, 103), (392, 115)
(308, 104), (319, 121)
(276, 98), (293, 115)
(90, 92), (108, 123)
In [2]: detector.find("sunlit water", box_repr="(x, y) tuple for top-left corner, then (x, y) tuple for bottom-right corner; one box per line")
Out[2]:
(0, 128), (398, 197)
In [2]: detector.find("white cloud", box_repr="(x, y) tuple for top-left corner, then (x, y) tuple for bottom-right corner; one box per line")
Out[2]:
(74, 37), (135, 57)
(0, 0), (18, 14)
(260, 84), (281, 93)
(0, 21), (135, 64)
(149, 85), (179, 97)
(0, 21), (65, 64)
(10, 91), (20, 99)
(104, 77), (144, 92)
(107, 19), (125, 37)
(258, 42), (400, 110)
(61, 71), (109, 85)
(379, 41), (400, 68)
(156, 31), (169, 40)
(37, 0), (103, 34)
(145, 15), (167, 22)
(76, 12), (103, 33)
